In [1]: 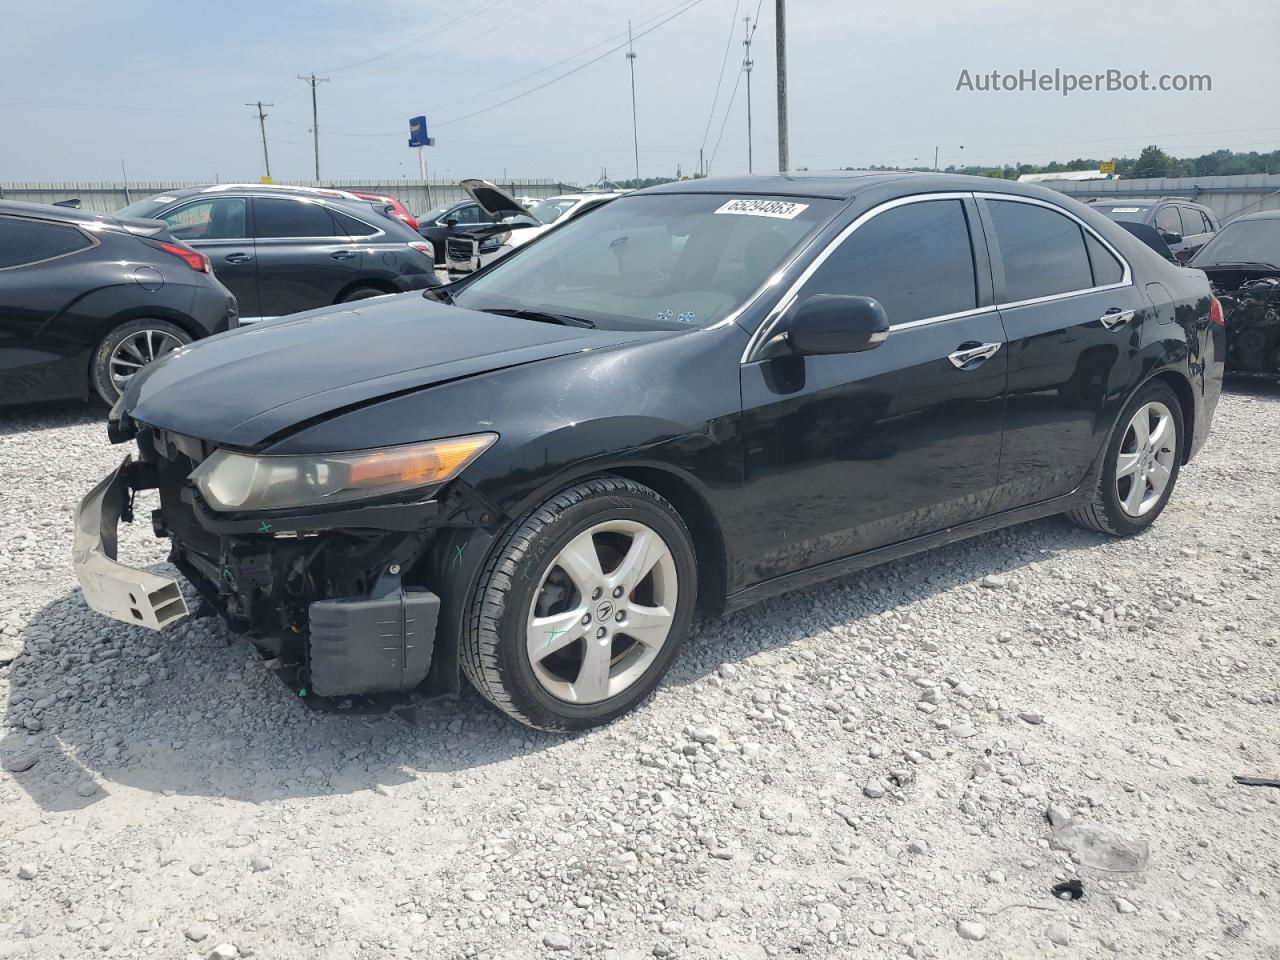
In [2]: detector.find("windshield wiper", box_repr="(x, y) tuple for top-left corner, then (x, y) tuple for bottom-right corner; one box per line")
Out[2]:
(482, 307), (596, 329)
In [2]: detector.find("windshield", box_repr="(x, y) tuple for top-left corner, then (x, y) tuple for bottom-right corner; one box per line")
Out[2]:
(525, 197), (580, 225)
(1190, 218), (1280, 268)
(451, 193), (839, 330)
(114, 194), (177, 219)
(1090, 204), (1152, 223)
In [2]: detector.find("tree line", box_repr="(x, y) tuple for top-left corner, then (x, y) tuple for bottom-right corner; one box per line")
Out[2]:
(858, 145), (1280, 180)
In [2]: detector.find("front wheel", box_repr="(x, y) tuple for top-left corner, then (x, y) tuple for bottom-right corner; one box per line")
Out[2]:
(461, 477), (698, 731)
(1068, 380), (1184, 536)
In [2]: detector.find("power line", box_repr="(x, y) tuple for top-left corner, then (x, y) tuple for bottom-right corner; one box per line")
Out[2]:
(432, 0), (708, 129)
(707, 48), (746, 174)
(320, 0), (512, 75)
(698, 0), (740, 177)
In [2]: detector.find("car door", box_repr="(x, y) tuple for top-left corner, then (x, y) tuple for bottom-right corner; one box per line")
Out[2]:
(979, 195), (1148, 513)
(1177, 205), (1212, 259)
(737, 195), (1008, 582)
(1154, 204), (1193, 262)
(156, 197), (259, 316)
(0, 214), (99, 403)
(251, 197), (361, 318)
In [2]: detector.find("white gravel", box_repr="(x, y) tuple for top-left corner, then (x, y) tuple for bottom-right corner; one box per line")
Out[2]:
(1, 385), (1279, 959)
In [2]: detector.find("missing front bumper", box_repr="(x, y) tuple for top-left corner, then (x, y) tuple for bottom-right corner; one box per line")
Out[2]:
(72, 457), (189, 630)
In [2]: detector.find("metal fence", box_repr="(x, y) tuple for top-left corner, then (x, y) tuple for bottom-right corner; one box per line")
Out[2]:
(1040, 173), (1280, 223)
(0, 178), (580, 215)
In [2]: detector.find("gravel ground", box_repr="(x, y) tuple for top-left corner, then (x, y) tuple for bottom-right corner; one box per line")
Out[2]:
(1, 385), (1278, 960)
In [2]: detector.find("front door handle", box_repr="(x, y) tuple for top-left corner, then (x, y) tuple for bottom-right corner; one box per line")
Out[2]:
(1100, 308), (1135, 330)
(223, 252), (253, 264)
(948, 341), (1002, 370)
(330, 250), (357, 261)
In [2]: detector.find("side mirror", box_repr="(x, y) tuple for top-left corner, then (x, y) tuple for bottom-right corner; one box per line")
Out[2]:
(444, 217), (459, 228)
(780, 294), (889, 356)
(1160, 230), (1182, 244)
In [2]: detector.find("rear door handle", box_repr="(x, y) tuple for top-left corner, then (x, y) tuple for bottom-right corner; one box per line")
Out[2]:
(1100, 308), (1135, 330)
(330, 250), (357, 261)
(948, 341), (1002, 369)
(223, 252), (253, 264)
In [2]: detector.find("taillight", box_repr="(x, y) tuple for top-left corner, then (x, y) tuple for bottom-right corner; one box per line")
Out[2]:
(1209, 296), (1224, 327)
(408, 241), (435, 260)
(145, 238), (211, 273)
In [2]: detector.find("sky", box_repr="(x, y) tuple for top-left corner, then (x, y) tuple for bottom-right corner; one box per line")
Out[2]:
(2, 0), (1278, 187)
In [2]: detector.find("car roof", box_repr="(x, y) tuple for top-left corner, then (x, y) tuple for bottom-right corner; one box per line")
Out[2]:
(0, 199), (121, 226)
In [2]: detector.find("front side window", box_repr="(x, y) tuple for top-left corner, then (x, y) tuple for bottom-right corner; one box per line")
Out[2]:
(988, 200), (1093, 302)
(446, 204), (484, 226)
(453, 193), (840, 330)
(253, 198), (339, 239)
(797, 199), (977, 326)
(1155, 206), (1183, 236)
(161, 198), (248, 241)
(0, 216), (92, 268)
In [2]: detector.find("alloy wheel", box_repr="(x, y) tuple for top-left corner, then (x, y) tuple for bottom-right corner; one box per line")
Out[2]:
(108, 328), (185, 393)
(526, 519), (678, 704)
(1115, 400), (1177, 518)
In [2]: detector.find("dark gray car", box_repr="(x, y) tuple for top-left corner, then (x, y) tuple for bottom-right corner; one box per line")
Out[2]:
(1087, 197), (1219, 263)
(115, 185), (440, 321)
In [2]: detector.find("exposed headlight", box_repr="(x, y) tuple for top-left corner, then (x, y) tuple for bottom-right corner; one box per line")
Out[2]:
(190, 434), (497, 513)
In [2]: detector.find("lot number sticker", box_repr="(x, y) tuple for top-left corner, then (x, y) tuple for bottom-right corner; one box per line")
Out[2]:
(714, 198), (809, 220)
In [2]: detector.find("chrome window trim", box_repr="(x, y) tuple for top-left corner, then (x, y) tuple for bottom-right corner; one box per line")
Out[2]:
(741, 190), (1136, 363)
(740, 192), (974, 362)
(0, 214), (100, 271)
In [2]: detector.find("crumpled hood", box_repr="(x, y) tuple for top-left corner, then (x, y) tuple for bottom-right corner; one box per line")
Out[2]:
(124, 294), (654, 448)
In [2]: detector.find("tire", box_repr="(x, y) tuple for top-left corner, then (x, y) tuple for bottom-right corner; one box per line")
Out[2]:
(462, 476), (698, 731)
(1068, 380), (1184, 536)
(338, 285), (390, 303)
(90, 319), (192, 406)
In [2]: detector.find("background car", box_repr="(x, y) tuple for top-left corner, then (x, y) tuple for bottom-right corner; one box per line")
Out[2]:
(417, 198), (507, 265)
(1087, 196), (1219, 262)
(346, 189), (419, 231)
(115, 185), (438, 321)
(1188, 210), (1280, 374)
(0, 199), (237, 406)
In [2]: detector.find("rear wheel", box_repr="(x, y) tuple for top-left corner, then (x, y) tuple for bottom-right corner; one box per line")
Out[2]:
(90, 319), (191, 405)
(461, 477), (697, 731)
(1068, 380), (1184, 536)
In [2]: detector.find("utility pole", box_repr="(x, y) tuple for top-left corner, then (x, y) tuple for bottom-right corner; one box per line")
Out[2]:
(743, 16), (755, 174)
(297, 73), (330, 181)
(775, 0), (789, 173)
(625, 21), (639, 182)
(245, 101), (273, 179)
(934, 146), (939, 172)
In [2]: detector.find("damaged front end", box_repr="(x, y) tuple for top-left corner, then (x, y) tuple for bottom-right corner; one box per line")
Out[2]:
(73, 422), (500, 700)
(1205, 268), (1280, 374)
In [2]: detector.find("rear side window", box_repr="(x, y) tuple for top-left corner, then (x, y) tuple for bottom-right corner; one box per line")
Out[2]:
(1084, 233), (1124, 286)
(160, 198), (248, 241)
(800, 199), (977, 326)
(333, 210), (378, 237)
(987, 200), (1093, 302)
(0, 216), (92, 268)
(253, 198), (339, 238)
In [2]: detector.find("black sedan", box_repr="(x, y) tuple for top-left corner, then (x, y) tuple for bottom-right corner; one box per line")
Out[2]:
(75, 173), (1224, 731)
(1186, 210), (1280, 374)
(0, 200), (237, 406)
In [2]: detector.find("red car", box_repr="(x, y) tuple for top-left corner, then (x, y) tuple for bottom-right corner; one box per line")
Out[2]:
(347, 190), (419, 232)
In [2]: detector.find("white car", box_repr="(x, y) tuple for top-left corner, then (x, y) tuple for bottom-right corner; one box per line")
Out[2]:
(505, 192), (626, 250)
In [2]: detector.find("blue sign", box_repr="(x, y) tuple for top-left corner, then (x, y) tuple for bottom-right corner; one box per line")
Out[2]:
(408, 116), (430, 148)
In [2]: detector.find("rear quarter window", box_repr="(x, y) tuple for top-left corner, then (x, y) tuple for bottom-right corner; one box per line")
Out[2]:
(0, 216), (93, 268)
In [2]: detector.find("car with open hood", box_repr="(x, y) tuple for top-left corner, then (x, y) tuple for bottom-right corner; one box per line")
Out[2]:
(73, 172), (1224, 731)
(1187, 209), (1280, 375)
